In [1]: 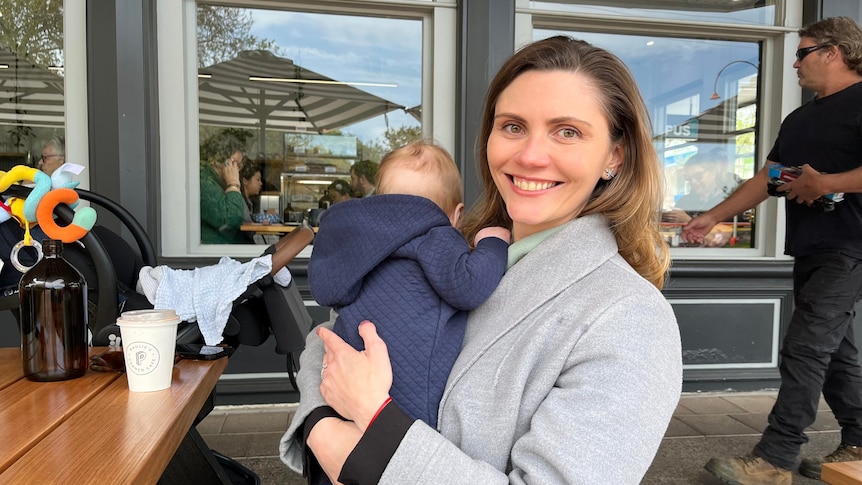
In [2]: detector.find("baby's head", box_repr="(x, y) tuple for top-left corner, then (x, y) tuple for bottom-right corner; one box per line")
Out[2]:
(376, 140), (464, 227)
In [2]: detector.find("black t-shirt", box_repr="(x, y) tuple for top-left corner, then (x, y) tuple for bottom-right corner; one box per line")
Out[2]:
(767, 81), (862, 258)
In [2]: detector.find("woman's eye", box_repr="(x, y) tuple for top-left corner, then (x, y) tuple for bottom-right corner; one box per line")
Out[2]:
(559, 127), (579, 138)
(502, 123), (522, 134)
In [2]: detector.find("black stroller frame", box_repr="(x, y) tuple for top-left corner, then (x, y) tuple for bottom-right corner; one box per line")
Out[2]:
(0, 184), (316, 484)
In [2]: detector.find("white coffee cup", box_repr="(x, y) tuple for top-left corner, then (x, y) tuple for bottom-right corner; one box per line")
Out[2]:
(117, 309), (180, 392)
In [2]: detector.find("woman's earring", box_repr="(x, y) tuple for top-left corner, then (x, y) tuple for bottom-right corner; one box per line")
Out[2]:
(604, 168), (616, 180)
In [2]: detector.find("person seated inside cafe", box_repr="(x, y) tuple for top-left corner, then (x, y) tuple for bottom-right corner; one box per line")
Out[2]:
(199, 131), (253, 244)
(663, 151), (742, 224)
(663, 151), (746, 247)
(327, 179), (353, 204)
(349, 159), (379, 197)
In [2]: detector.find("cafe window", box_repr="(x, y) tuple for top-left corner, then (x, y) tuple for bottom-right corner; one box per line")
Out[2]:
(0, 2), (66, 171)
(159, 0), (454, 257)
(192, 2), (427, 249)
(534, 28), (763, 254)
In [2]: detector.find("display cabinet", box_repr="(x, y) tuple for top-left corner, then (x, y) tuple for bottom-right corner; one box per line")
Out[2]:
(278, 133), (357, 216)
(280, 171), (345, 214)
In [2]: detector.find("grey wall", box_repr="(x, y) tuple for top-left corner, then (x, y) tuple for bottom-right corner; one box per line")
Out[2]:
(821, 0), (862, 19)
(87, 0), (161, 255)
(457, 0), (515, 208)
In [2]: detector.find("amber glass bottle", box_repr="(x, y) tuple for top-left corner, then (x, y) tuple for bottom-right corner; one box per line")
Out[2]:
(19, 239), (89, 381)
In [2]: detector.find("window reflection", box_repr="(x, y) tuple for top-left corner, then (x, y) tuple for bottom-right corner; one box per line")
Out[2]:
(0, 2), (65, 170)
(196, 4), (422, 244)
(535, 29), (760, 249)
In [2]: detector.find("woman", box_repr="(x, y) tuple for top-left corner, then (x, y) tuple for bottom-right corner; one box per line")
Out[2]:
(327, 179), (353, 204)
(240, 162), (263, 222)
(199, 132), (248, 244)
(281, 36), (682, 484)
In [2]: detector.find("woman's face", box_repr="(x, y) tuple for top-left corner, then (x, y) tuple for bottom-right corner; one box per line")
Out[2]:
(243, 171), (262, 196)
(487, 70), (622, 241)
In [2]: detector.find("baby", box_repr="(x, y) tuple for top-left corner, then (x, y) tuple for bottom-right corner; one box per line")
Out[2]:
(308, 139), (509, 428)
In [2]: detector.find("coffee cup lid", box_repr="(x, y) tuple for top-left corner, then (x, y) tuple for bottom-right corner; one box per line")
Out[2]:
(117, 309), (179, 324)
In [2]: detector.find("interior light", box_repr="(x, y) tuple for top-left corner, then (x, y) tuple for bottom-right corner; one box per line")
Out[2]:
(297, 180), (335, 185)
(198, 73), (212, 79)
(248, 76), (397, 88)
(0, 64), (8, 69)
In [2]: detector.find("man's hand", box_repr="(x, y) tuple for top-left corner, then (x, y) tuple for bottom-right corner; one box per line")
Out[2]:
(777, 164), (825, 205)
(681, 213), (719, 245)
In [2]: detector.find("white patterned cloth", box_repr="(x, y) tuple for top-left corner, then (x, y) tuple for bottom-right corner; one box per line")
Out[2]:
(136, 254), (292, 345)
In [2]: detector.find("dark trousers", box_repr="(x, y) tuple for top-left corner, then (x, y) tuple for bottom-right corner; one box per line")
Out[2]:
(754, 252), (862, 470)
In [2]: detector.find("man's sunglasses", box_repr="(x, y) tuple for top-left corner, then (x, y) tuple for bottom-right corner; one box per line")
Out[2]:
(795, 44), (832, 61)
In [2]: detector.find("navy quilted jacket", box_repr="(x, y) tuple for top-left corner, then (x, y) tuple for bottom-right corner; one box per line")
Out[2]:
(309, 194), (508, 427)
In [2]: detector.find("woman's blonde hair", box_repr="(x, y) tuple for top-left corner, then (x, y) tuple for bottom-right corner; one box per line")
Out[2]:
(460, 36), (670, 289)
(377, 139), (464, 216)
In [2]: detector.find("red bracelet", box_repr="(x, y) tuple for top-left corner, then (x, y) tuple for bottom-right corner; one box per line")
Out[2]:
(367, 397), (392, 429)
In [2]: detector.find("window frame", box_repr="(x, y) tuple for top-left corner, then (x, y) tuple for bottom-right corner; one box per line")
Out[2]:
(156, 0), (457, 258)
(65, 1), (90, 186)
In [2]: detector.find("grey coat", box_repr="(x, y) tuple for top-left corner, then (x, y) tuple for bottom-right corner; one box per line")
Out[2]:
(280, 214), (682, 484)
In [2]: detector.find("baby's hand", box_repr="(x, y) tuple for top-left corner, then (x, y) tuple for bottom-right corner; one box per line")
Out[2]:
(475, 226), (511, 245)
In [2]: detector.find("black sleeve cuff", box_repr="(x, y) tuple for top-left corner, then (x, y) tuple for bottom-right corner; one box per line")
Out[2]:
(301, 406), (343, 485)
(338, 401), (414, 484)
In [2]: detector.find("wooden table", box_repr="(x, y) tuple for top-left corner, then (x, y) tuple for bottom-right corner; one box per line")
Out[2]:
(241, 222), (318, 235)
(823, 461), (862, 484)
(0, 347), (228, 484)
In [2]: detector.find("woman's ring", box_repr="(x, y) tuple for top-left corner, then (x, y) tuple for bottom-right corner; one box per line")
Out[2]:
(320, 362), (328, 380)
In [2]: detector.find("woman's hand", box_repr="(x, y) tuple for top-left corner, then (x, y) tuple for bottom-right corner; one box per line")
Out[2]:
(307, 417), (364, 484)
(319, 321), (393, 430)
(221, 158), (241, 187)
(702, 225), (733, 247)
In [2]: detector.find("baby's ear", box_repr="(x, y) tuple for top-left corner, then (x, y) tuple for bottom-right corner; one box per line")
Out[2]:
(450, 202), (465, 228)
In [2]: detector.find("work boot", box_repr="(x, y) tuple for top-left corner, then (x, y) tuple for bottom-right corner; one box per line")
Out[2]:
(799, 442), (862, 479)
(704, 455), (792, 485)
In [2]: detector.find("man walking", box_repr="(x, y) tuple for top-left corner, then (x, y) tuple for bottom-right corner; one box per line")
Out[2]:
(683, 16), (862, 484)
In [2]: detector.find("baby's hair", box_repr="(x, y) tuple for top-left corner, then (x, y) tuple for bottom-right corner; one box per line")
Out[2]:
(377, 140), (463, 215)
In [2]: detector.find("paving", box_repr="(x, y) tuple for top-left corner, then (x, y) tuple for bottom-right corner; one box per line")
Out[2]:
(197, 391), (843, 484)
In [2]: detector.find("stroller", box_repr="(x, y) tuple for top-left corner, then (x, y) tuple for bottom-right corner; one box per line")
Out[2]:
(0, 182), (316, 484)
